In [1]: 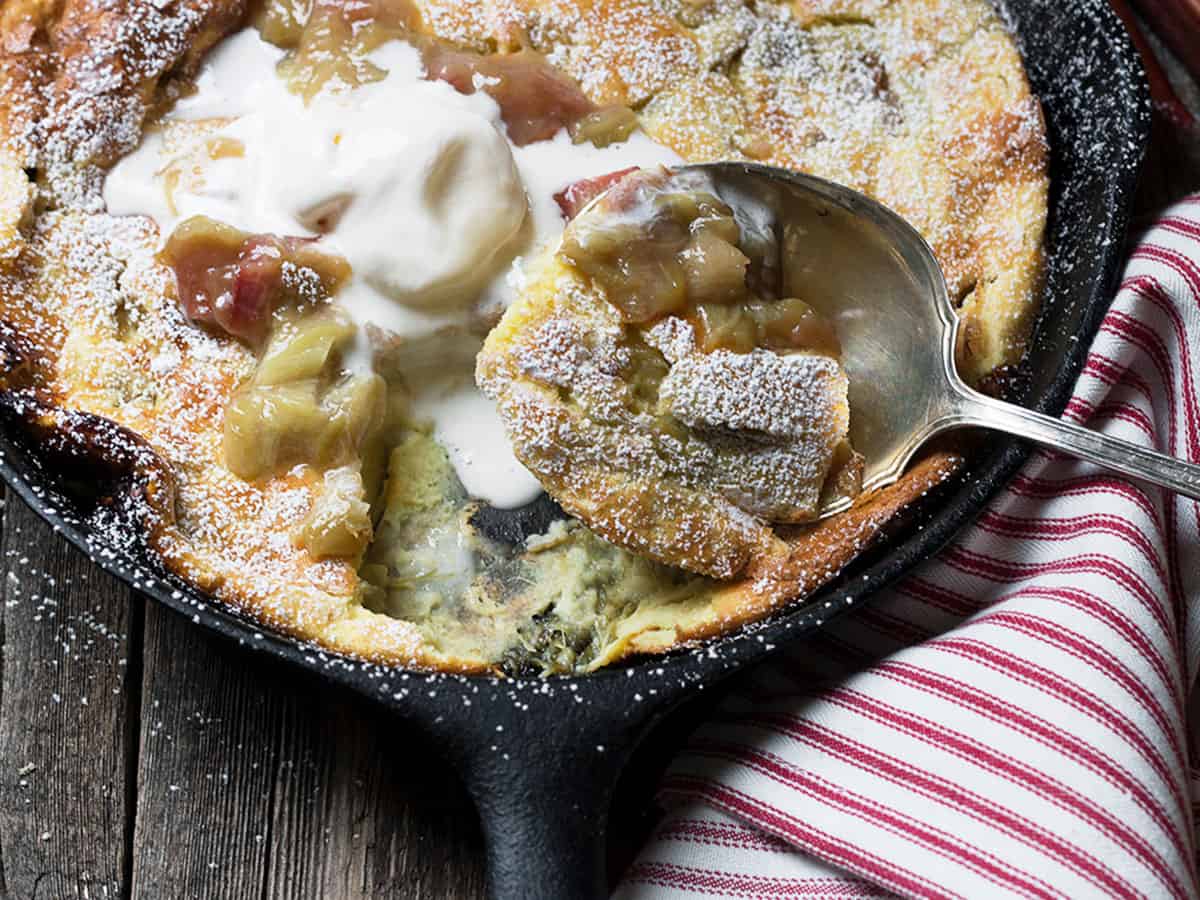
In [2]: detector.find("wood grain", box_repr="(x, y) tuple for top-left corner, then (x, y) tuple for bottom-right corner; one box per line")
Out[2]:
(262, 688), (486, 899)
(0, 496), (140, 899)
(129, 603), (281, 899)
(129, 600), (486, 900)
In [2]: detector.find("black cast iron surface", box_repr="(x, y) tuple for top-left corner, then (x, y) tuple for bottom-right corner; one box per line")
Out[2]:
(0, 1), (1150, 897)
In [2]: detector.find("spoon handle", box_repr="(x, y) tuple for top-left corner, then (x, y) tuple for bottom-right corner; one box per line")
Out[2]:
(948, 387), (1200, 501)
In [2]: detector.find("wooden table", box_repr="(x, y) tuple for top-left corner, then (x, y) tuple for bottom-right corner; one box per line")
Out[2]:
(0, 31), (1196, 900)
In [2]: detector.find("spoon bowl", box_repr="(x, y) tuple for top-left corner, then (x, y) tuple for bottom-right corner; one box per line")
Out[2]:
(686, 161), (1200, 511)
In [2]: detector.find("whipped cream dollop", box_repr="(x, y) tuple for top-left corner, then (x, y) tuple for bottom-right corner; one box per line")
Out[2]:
(104, 29), (681, 508)
(105, 33), (530, 334)
(261, 80), (526, 313)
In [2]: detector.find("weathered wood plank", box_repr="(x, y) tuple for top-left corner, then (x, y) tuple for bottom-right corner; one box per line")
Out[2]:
(263, 689), (486, 899)
(131, 601), (486, 900)
(130, 603), (282, 900)
(0, 495), (140, 900)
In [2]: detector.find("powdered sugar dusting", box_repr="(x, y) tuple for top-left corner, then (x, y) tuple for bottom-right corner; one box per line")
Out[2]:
(662, 347), (846, 444)
(6, 0), (244, 210)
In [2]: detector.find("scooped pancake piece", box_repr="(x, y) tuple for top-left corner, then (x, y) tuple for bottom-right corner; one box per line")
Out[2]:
(479, 169), (863, 579)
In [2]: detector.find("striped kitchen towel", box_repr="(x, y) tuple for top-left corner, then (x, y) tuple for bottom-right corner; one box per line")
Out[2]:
(614, 196), (1200, 899)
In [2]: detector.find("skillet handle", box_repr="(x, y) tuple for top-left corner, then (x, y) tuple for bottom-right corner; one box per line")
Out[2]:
(446, 693), (655, 900)
(468, 734), (627, 899)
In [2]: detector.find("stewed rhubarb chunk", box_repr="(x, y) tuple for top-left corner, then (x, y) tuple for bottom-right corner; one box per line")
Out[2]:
(691, 298), (842, 357)
(421, 44), (596, 146)
(554, 168), (638, 220)
(558, 168), (843, 358)
(161, 216), (350, 346)
(568, 105), (640, 148)
(259, 0), (420, 99)
(259, 0), (418, 48)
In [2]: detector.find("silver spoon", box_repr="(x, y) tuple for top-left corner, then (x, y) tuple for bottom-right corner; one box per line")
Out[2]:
(685, 161), (1200, 517)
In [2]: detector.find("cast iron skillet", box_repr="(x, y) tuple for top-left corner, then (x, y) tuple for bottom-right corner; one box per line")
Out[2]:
(0, 2), (1149, 897)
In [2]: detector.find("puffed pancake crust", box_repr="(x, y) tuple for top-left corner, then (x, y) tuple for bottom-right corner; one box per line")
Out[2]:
(0, 0), (1047, 673)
